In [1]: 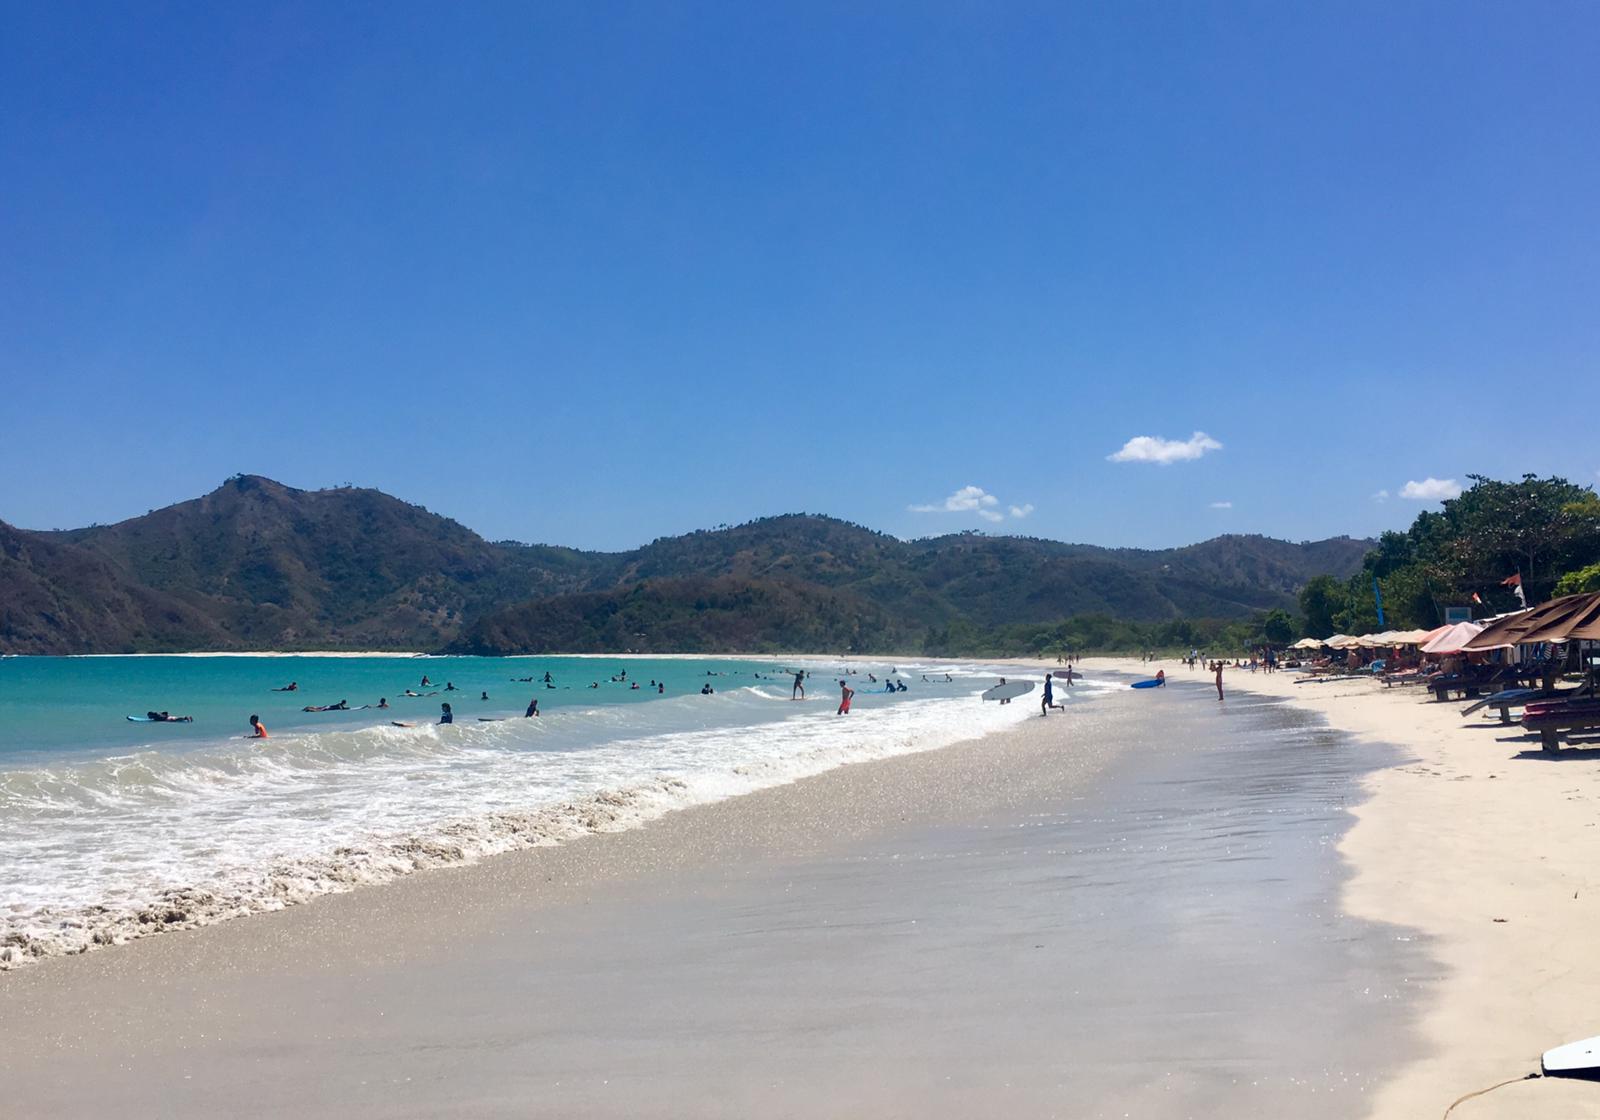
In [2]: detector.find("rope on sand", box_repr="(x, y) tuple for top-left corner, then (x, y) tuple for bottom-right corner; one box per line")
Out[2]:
(1441, 1072), (1542, 1118)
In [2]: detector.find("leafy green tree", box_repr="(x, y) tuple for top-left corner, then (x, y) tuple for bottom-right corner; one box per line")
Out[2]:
(1260, 608), (1296, 646)
(1554, 562), (1600, 596)
(1298, 575), (1346, 637)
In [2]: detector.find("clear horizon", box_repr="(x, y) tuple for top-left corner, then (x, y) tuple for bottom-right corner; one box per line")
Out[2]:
(4, 4), (1597, 551)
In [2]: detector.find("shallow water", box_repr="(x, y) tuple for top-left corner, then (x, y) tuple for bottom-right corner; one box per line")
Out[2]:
(458, 680), (1426, 1119)
(0, 654), (1093, 964)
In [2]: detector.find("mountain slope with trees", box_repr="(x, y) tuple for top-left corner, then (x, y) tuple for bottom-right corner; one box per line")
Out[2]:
(3, 474), (1371, 654)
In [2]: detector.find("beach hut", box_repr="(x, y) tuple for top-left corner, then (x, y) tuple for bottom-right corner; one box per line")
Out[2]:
(1466, 592), (1600, 650)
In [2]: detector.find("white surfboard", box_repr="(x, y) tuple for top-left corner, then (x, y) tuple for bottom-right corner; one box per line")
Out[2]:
(1543, 1035), (1600, 1076)
(981, 681), (1034, 702)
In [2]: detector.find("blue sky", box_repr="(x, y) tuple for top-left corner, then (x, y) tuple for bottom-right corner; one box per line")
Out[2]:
(3, 2), (1597, 551)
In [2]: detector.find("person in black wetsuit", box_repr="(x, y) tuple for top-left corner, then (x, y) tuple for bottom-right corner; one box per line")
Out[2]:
(439, 703), (453, 725)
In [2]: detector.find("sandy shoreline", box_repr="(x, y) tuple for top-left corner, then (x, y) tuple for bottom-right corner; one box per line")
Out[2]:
(1090, 656), (1600, 1118)
(6, 655), (1599, 1116)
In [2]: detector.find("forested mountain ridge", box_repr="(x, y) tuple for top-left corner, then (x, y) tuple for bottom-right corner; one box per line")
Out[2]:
(2, 475), (1370, 654)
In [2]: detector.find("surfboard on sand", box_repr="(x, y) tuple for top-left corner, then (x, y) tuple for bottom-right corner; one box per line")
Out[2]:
(981, 681), (1034, 702)
(1131, 679), (1164, 689)
(1544, 1035), (1600, 1077)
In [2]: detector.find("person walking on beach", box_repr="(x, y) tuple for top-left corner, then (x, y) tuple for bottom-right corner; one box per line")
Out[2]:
(837, 680), (854, 715)
(1213, 661), (1224, 701)
(792, 669), (806, 700)
(248, 714), (268, 739)
(439, 702), (453, 725)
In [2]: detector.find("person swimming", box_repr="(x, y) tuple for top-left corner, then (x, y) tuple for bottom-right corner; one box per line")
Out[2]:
(480, 691), (489, 701)
(377, 698), (389, 709)
(301, 700), (349, 712)
(439, 703), (453, 725)
(700, 683), (714, 695)
(445, 682), (458, 692)
(271, 682), (298, 692)
(403, 689), (422, 697)
(248, 714), (268, 739)
(657, 682), (664, 694)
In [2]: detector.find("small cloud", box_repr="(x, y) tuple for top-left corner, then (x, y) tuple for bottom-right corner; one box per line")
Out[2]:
(1209, 500), (1232, 509)
(1372, 489), (1390, 502)
(910, 485), (1031, 524)
(911, 485), (1003, 522)
(1107, 431), (1222, 465)
(1399, 477), (1462, 501)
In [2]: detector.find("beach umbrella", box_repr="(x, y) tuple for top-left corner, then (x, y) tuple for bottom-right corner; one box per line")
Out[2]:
(1422, 621), (1487, 654)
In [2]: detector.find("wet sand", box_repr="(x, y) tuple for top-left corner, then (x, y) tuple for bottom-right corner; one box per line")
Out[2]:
(1, 677), (1420, 1118)
(1092, 657), (1600, 1119)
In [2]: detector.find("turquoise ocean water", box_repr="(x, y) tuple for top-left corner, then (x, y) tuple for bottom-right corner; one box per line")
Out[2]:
(0, 654), (1104, 967)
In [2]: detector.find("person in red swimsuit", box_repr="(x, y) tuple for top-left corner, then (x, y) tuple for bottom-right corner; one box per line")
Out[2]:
(837, 680), (854, 715)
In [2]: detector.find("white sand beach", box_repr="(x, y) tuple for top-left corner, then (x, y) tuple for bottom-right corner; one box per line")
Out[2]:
(4, 657), (1599, 1117)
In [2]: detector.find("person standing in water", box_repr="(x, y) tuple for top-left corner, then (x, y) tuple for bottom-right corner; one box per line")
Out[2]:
(439, 702), (453, 725)
(524, 698), (539, 717)
(792, 670), (806, 700)
(837, 680), (854, 715)
(248, 714), (268, 739)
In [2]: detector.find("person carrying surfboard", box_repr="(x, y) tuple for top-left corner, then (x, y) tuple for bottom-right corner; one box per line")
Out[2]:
(837, 680), (854, 715)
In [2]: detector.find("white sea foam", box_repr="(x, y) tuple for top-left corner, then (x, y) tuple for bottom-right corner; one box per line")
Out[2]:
(0, 663), (1112, 967)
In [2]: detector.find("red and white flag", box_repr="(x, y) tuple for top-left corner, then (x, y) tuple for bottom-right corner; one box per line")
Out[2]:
(1501, 573), (1527, 607)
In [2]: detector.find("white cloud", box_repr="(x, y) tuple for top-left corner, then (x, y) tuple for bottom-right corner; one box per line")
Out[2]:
(1209, 500), (1232, 509)
(910, 486), (1032, 523)
(1399, 477), (1462, 501)
(1107, 431), (1222, 465)
(1372, 489), (1390, 502)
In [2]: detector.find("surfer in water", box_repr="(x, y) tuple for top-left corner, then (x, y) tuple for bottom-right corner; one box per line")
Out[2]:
(524, 698), (539, 717)
(248, 714), (268, 739)
(701, 683), (714, 695)
(377, 698), (389, 709)
(439, 703), (453, 725)
(271, 682), (298, 692)
(837, 680), (854, 715)
(792, 670), (805, 700)
(301, 700), (349, 712)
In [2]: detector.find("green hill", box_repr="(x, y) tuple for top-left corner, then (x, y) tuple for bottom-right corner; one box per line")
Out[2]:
(1, 476), (1371, 654)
